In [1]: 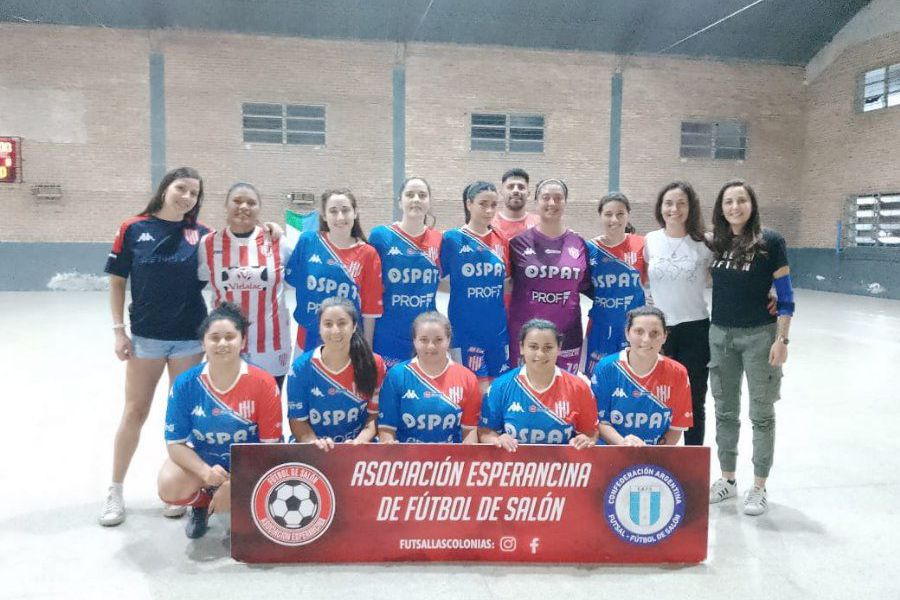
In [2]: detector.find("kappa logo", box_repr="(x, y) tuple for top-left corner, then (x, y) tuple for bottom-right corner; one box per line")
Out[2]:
(460, 245), (473, 253)
(612, 387), (627, 398)
(509, 402), (525, 413)
(309, 254), (322, 264)
(523, 247), (536, 255)
(590, 257), (598, 266)
(402, 389), (419, 400)
(137, 232), (155, 243)
(388, 247), (402, 256)
(191, 405), (206, 417)
(311, 387), (324, 397)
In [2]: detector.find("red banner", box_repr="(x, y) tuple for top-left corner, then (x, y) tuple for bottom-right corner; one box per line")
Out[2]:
(231, 444), (709, 564)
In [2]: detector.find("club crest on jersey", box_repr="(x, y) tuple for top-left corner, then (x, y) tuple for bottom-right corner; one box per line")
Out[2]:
(566, 247), (580, 259)
(259, 242), (273, 257)
(448, 386), (464, 405)
(624, 251), (637, 265)
(346, 261), (362, 279)
(467, 355), (484, 373)
(492, 244), (505, 257)
(237, 400), (255, 420)
(251, 462), (336, 547)
(552, 401), (570, 420)
(655, 386), (671, 404)
(604, 464), (685, 546)
(426, 247), (439, 263)
(183, 229), (199, 245)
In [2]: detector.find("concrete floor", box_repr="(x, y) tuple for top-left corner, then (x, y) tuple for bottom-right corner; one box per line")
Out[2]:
(1, 289), (898, 599)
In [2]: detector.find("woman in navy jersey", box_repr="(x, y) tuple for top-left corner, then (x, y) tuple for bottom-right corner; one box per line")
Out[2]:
(159, 302), (282, 539)
(101, 167), (210, 527)
(198, 183), (293, 389)
(287, 297), (386, 448)
(440, 181), (511, 391)
(369, 177), (441, 368)
(707, 180), (793, 517)
(378, 312), (481, 444)
(480, 319), (598, 450)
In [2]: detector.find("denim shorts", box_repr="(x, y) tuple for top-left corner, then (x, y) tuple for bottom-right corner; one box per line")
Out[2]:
(132, 335), (203, 360)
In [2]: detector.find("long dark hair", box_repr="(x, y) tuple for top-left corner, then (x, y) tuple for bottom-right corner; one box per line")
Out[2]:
(140, 167), (204, 227)
(462, 181), (497, 223)
(711, 180), (764, 261)
(655, 181), (706, 242)
(318, 297), (377, 398)
(319, 189), (367, 242)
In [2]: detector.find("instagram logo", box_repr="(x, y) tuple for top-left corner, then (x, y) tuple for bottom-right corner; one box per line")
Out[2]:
(499, 536), (517, 552)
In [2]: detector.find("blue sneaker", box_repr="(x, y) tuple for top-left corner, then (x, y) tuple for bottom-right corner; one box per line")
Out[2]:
(185, 506), (209, 539)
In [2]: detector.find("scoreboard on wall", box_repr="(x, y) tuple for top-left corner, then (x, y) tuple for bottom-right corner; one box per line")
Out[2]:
(0, 137), (21, 183)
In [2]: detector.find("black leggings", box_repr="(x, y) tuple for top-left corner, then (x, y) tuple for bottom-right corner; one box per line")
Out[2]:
(661, 318), (710, 446)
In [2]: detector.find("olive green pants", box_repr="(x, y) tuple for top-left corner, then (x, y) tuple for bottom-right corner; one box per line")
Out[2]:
(708, 323), (783, 479)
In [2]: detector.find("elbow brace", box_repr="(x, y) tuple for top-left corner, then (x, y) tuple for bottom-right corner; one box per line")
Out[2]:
(773, 274), (795, 316)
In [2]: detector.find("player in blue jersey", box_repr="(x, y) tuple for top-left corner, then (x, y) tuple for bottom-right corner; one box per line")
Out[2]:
(584, 193), (647, 374)
(288, 297), (387, 447)
(285, 189), (384, 351)
(591, 306), (693, 447)
(100, 167), (210, 527)
(378, 312), (481, 444)
(480, 319), (598, 450)
(158, 303), (283, 539)
(440, 181), (511, 390)
(370, 177), (442, 367)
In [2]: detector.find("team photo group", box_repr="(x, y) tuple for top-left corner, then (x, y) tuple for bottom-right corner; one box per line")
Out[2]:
(99, 165), (794, 540)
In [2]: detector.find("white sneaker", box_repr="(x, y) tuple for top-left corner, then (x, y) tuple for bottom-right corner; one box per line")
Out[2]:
(709, 478), (737, 504)
(743, 486), (768, 516)
(99, 486), (126, 527)
(162, 503), (187, 518)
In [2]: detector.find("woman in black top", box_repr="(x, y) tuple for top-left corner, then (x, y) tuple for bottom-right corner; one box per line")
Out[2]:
(707, 180), (794, 517)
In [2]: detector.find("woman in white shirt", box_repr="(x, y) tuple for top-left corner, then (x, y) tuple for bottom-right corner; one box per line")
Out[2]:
(644, 181), (712, 446)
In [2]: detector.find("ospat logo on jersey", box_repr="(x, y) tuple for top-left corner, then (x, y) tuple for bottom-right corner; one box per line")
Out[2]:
(604, 464), (685, 546)
(251, 462), (336, 546)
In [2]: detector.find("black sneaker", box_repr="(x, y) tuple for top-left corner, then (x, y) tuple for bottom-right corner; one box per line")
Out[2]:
(185, 506), (209, 539)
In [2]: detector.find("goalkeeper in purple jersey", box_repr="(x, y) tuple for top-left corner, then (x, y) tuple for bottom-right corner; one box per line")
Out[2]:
(508, 179), (592, 374)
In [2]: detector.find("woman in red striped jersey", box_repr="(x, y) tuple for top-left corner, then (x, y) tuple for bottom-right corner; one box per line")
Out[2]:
(198, 182), (293, 389)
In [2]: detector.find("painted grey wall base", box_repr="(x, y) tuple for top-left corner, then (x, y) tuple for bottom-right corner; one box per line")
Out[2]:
(788, 247), (900, 300)
(0, 242), (110, 291)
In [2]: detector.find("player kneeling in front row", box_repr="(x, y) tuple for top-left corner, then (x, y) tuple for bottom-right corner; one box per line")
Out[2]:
(158, 303), (283, 539)
(287, 297), (386, 450)
(378, 312), (482, 444)
(480, 319), (599, 451)
(591, 306), (693, 446)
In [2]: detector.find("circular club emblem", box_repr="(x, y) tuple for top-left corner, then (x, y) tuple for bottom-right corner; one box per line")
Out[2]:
(251, 462), (335, 546)
(604, 464), (685, 546)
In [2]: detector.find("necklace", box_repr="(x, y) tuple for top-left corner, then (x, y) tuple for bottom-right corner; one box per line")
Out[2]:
(664, 232), (687, 258)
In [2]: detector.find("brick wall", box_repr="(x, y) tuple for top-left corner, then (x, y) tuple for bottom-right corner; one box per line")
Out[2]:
(1, 22), (897, 250)
(799, 31), (900, 248)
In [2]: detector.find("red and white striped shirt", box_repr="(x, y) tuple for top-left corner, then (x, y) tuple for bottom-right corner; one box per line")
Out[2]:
(198, 227), (292, 362)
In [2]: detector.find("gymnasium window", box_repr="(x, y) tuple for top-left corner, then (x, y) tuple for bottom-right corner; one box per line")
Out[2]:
(679, 121), (747, 160)
(471, 113), (544, 153)
(846, 194), (900, 247)
(242, 103), (326, 145)
(858, 63), (900, 112)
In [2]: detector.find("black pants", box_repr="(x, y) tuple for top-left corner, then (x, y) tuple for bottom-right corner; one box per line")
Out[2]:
(662, 318), (710, 446)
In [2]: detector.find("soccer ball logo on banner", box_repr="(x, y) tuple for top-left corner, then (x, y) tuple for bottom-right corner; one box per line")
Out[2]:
(251, 462), (336, 546)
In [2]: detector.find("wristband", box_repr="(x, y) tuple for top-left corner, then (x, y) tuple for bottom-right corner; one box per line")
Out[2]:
(112, 323), (126, 330)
